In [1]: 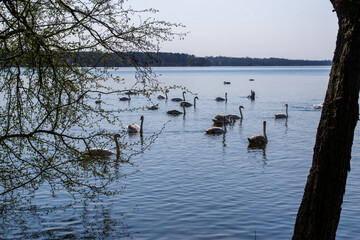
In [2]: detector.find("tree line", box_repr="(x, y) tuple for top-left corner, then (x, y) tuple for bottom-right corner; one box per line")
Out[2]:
(72, 52), (332, 67)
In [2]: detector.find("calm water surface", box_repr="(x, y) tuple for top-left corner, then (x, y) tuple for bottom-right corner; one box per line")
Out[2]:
(2, 66), (360, 239)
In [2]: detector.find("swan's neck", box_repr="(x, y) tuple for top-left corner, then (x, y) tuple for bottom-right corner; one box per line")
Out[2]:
(114, 135), (120, 160)
(183, 92), (186, 101)
(286, 105), (288, 116)
(239, 107), (243, 119)
(263, 122), (267, 139)
(225, 93), (227, 102)
(165, 91), (168, 100)
(194, 97), (197, 108)
(140, 118), (144, 134)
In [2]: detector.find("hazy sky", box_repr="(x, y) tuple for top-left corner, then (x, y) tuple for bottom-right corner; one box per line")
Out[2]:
(129, 0), (338, 60)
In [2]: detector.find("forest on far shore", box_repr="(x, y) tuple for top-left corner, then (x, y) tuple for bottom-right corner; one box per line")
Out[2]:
(73, 52), (332, 67)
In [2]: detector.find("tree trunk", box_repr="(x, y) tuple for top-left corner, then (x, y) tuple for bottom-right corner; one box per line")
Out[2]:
(292, 1), (360, 239)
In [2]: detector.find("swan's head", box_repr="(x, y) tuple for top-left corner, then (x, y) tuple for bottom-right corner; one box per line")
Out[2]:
(239, 105), (244, 109)
(195, 96), (199, 100)
(140, 115), (144, 121)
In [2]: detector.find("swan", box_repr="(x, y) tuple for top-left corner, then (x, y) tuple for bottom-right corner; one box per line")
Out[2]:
(125, 90), (136, 95)
(127, 115), (144, 134)
(167, 105), (186, 116)
(171, 91), (186, 102)
(223, 81), (231, 84)
(275, 104), (288, 119)
(206, 117), (231, 134)
(194, 96), (199, 108)
(248, 121), (268, 146)
(247, 90), (255, 100)
(147, 104), (159, 110)
(212, 114), (232, 124)
(95, 93), (102, 104)
(313, 103), (323, 109)
(227, 105), (244, 120)
(84, 133), (120, 157)
(180, 96), (199, 108)
(215, 92), (227, 102)
(119, 94), (131, 101)
(158, 90), (168, 100)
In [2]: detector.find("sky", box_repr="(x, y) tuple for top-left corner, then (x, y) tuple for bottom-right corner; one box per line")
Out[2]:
(128, 0), (338, 60)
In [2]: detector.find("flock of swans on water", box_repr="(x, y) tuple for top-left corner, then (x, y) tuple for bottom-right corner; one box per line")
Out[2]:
(85, 88), (298, 157)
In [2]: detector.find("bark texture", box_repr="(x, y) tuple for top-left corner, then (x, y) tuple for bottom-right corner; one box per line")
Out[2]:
(292, 1), (360, 239)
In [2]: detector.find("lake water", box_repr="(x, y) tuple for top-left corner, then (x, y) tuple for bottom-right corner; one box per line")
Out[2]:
(2, 66), (360, 239)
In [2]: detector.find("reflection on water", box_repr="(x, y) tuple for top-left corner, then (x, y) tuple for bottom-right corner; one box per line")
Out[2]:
(2, 198), (134, 239)
(247, 145), (267, 161)
(2, 66), (360, 239)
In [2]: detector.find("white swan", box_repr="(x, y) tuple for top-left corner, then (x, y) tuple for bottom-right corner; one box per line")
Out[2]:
(127, 116), (144, 134)
(84, 134), (120, 157)
(227, 105), (244, 120)
(171, 91), (186, 102)
(215, 92), (227, 102)
(147, 104), (159, 110)
(248, 121), (268, 146)
(275, 104), (288, 119)
(313, 103), (323, 109)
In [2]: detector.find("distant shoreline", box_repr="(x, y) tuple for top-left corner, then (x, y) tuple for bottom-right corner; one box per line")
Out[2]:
(74, 52), (332, 67)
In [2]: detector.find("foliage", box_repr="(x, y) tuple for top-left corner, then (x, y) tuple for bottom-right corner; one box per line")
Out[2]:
(0, 0), (183, 208)
(61, 52), (332, 67)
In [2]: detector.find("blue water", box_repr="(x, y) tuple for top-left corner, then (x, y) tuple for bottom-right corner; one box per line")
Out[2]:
(2, 66), (360, 239)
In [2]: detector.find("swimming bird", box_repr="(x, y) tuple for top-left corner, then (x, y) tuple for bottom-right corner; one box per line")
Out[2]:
(212, 114), (232, 125)
(227, 105), (244, 120)
(158, 90), (168, 100)
(180, 96), (199, 108)
(313, 103), (323, 109)
(125, 90), (136, 95)
(247, 90), (255, 100)
(119, 94), (131, 101)
(248, 121), (268, 146)
(171, 91), (186, 102)
(275, 104), (288, 119)
(127, 116), (144, 135)
(95, 93), (102, 104)
(83, 133), (120, 157)
(215, 92), (227, 102)
(167, 105), (186, 116)
(206, 117), (230, 134)
(147, 104), (159, 110)
(223, 81), (231, 84)
(193, 96), (199, 108)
